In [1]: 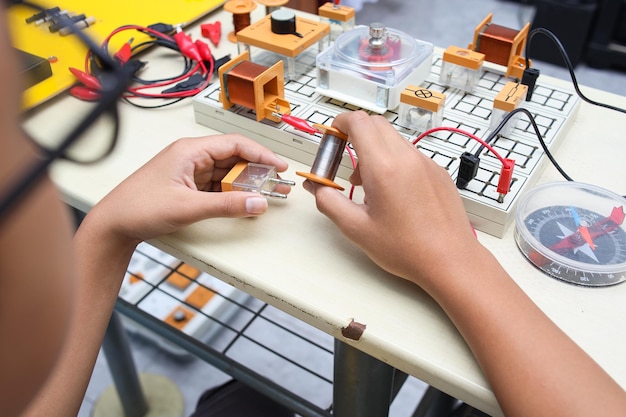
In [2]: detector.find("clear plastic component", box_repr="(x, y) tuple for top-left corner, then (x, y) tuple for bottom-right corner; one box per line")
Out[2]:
(315, 24), (433, 113)
(223, 162), (295, 199)
(397, 86), (446, 132)
(514, 181), (626, 286)
(439, 59), (483, 93)
(320, 15), (355, 43)
(490, 107), (520, 137)
(398, 103), (444, 132)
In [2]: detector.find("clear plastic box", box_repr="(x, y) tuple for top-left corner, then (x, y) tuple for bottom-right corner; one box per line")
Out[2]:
(398, 86), (446, 132)
(315, 24), (433, 113)
(318, 2), (356, 43)
(439, 46), (485, 93)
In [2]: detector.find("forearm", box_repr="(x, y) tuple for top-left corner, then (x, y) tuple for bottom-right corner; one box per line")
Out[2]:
(427, 245), (626, 417)
(21, 208), (139, 417)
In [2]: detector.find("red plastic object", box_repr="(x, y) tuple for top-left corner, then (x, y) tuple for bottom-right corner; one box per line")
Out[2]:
(69, 85), (100, 101)
(201, 21), (221, 47)
(496, 158), (515, 196)
(68, 67), (101, 90)
(194, 39), (212, 62)
(281, 114), (318, 134)
(173, 30), (203, 62)
(114, 40), (133, 64)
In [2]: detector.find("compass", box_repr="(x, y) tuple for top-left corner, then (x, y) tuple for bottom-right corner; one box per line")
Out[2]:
(514, 182), (626, 287)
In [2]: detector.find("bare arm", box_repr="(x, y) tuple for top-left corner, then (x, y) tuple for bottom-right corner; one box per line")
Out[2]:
(305, 110), (626, 417)
(0, 14), (76, 417)
(20, 135), (291, 417)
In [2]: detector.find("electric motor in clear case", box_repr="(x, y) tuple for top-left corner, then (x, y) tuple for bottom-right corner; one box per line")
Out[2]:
(315, 23), (433, 113)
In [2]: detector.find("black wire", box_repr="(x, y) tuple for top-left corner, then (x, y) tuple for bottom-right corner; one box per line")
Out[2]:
(525, 27), (626, 114)
(129, 41), (194, 85)
(98, 27), (202, 100)
(475, 107), (574, 182)
(121, 96), (185, 108)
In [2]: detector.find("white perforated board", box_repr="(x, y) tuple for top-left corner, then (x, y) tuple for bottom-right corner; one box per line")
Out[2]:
(193, 48), (580, 237)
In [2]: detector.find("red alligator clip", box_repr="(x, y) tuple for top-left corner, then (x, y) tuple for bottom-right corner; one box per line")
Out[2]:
(68, 67), (101, 90)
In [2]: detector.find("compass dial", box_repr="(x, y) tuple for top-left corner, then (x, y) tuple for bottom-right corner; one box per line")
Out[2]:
(515, 182), (626, 287)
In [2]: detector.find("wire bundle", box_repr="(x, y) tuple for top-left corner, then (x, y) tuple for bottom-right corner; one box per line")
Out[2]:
(79, 24), (215, 108)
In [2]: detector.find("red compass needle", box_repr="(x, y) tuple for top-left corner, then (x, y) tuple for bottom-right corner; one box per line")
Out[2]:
(550, 206), (625, 254)
(530, 206), (625, 267)
(578, 226), (596, 250)
(571, 206), (596, 250)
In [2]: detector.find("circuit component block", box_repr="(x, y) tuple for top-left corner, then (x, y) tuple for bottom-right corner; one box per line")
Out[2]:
(440, 45), (485, 93)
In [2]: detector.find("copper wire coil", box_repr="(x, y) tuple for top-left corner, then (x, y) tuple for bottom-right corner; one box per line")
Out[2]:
(232, 12), (252, 34)
(223, 60), (267, 108)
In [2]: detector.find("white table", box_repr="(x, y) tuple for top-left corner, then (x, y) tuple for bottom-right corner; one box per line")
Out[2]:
(24, 5), (626, 417)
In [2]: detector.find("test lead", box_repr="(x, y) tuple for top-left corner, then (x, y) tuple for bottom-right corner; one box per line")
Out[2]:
(274, 113), (319, 134)
(456, 152), (480, 189)
(496, 158), (515, 203)
(222, 162), (295, 199)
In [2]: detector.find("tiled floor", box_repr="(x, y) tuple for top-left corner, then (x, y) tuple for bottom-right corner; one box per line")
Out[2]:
(78, 1), (626, 417)
(79, 242), (429, 417)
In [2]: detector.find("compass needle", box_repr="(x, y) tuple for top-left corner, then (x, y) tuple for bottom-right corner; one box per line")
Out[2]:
(569, 205), (597, 250)
(515, 183), (626, 286)
(578, 226), (596, 250)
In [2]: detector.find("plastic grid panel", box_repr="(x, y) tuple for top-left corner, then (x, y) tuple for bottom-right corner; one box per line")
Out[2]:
(193, 50), (579, 237)
(119, 242), (335, 411)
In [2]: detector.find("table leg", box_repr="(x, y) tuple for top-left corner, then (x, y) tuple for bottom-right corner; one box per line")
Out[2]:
(411, 385), (457, 417)
(102, 311), (149, 417)
(333, 339), (396, 417)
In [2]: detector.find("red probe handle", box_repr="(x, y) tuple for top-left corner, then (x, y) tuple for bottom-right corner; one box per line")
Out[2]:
(173, 30), (203, 62)
(69, 67), (101, 90)
(281, 114), (318, 134)
(496, 158), (515, 196)
(69, 85), (100, 101)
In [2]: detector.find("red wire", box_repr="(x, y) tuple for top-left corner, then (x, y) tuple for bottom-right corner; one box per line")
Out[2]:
(125, 71), (211, 99)
(345, 144), (357, 200)
(129, 63), (202, 91)
(85, 25), (173, 73)
(83, 24), (212, 100)
(412, 126), (509, 166)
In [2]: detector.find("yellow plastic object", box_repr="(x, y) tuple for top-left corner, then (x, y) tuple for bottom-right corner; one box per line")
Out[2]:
(468, 12), (531, 79)
(164, 306), (195, 330)
(222, 161), (294, 198)
(221, 161), (249, 191)
(8, 0), (225, 110)
(494, 81), (528, 112)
